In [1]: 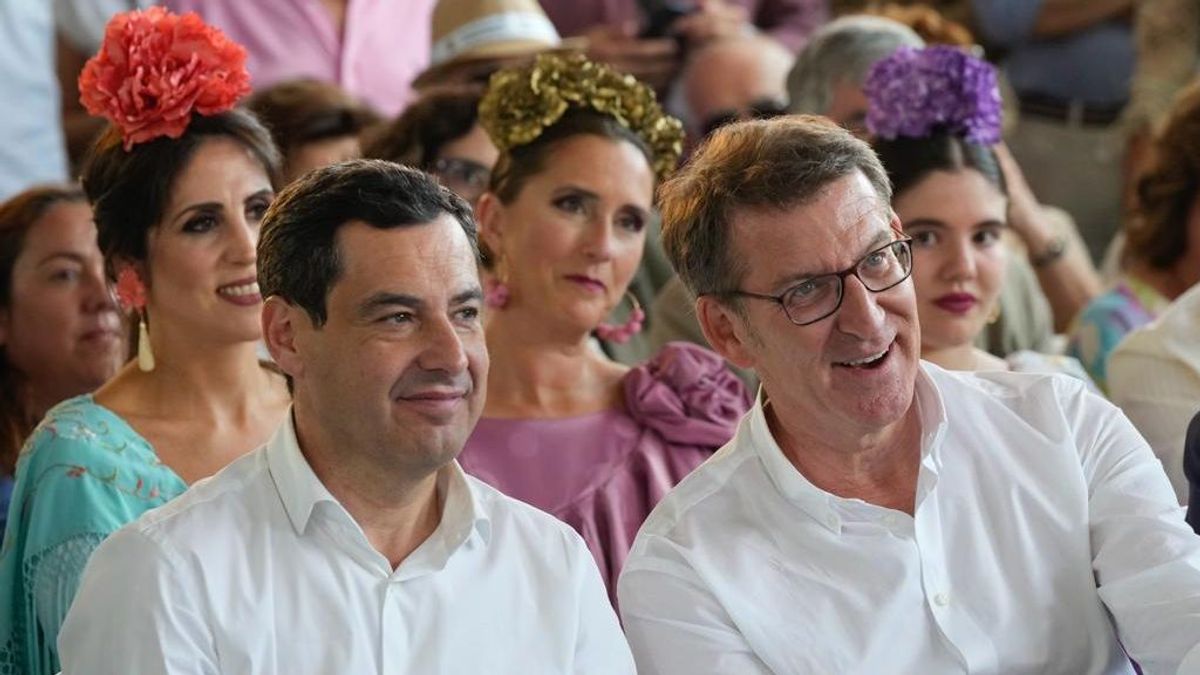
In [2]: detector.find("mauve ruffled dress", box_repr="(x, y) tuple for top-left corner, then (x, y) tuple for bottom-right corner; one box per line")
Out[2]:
(458, 342), (750, 604)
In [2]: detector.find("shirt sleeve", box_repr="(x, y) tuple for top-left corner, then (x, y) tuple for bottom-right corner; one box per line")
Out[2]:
(1069, 380), (1200, 674)
(618, 542), (774, 675)
(970, 0), (1044, 47)
(57, 526), (219, 675)
(1108, 347), (1200, 504)
(569, 531), (637, 675)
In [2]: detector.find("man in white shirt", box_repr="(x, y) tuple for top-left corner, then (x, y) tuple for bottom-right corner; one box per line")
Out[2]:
(58, 161), (635, 674)
(618, 116), (1200, 674)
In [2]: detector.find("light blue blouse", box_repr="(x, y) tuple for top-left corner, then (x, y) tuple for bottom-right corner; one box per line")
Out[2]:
(0, 395), (187, 675)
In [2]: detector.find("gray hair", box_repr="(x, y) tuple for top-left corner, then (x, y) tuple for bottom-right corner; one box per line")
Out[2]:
(659, 116), (893, 303)
(787, 15), (924, 115)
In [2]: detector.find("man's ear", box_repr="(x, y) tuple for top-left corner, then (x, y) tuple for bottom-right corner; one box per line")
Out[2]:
(474, 192), (505, 260)
(696, 295), (756, 370)
(262, 296), (305, 382)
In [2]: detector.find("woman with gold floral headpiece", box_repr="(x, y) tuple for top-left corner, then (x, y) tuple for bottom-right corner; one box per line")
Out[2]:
(0, 9), (290, 674)
(457, 53), (750, 602)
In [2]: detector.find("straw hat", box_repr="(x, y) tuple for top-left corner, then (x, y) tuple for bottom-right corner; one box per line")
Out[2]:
(413, 0), (586, 89)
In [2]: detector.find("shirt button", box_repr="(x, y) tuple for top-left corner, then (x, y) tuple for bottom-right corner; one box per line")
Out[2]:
(825, 514), (838, 528)
(883, 514), (898, 527)
(934, 593), (950, 607)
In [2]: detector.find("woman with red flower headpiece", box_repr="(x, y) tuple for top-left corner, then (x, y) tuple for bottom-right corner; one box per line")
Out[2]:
(0, 9), (290, 674)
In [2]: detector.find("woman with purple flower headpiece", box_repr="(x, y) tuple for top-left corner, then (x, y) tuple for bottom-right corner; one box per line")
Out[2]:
(865, 46), (1098, 383)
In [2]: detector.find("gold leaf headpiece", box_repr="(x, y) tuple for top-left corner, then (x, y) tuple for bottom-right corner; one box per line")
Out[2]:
(478, 52), (684, 181)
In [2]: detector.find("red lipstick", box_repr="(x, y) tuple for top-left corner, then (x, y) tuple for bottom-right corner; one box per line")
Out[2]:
(933, 292), (977, 315)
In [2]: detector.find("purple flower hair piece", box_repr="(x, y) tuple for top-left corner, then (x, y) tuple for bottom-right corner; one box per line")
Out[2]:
(864, 45), (1002, 145)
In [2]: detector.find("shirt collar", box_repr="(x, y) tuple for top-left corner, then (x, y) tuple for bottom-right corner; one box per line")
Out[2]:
(265, 410), (491, 557)
(745, 364), (948, 533)
(266, 410), (338, 535)
(395, 461), (492, 580)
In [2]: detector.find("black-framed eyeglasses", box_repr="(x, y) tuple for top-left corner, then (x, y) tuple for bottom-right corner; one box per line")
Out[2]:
(719, 239), (913, 326)
(701, 98), (790, 138)
(430, 156), (491, 201)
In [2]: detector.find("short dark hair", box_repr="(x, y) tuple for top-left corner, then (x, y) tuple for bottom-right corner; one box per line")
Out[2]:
(660, 115), (892, 300)
(361, 84), (484, 170)
(244, 78), (379, 168)
(257, 159), (478, 326)
(873, 131), (1006, 200)
(81, 109), (282, 266)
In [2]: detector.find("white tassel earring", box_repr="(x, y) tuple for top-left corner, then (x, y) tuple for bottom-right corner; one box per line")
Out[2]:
(115, 266), (155, 372)
(136, 311), (155, 372)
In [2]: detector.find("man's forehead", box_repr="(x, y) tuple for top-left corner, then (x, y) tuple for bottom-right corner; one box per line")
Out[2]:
(336, 216), (470, 261)
(731, 181), (889, 250)
(727, 178), (892, 285)
(333, 217), (478, 293)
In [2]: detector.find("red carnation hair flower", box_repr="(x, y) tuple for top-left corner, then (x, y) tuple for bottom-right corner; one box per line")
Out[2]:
(79, 7), (252, 150)
(114, 266), (146, 313)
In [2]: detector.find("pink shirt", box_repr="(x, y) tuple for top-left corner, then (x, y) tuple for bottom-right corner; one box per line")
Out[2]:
(165, 0), (434, 114)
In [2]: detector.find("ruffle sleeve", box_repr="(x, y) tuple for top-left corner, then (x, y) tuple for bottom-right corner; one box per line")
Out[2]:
(622, 341), (751, 447)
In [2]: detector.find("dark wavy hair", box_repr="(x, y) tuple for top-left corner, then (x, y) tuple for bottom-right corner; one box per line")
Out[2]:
(81, 108), (282, 266)
(0, 185), (89, 475)
(361, 84), (484, 170)
(244, 78), (379, 174)
(1127, 82), (1200, 270)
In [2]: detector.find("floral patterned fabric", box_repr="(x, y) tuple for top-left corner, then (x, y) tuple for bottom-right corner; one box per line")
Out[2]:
(0, 395), (187, 675)
(458, 342), (750, 605)
(1067, 276), (1170, 393)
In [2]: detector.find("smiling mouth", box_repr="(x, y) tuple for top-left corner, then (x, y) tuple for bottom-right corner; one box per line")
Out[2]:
(833, 342), (893, 369)
(217, 281), (259, 298)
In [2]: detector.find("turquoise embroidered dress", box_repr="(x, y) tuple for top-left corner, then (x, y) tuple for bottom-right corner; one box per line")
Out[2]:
(0, 395), (187, 675)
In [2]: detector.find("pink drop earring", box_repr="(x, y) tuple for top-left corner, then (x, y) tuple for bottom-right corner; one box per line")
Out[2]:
(484, 275), (510, 309)
(115, 266), (155, 372)
(595, 293), (645, 344)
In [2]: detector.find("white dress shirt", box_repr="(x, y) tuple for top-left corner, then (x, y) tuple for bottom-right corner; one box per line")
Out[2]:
(1109, 282), (1200, 504)
(618, 362), (1200, 675)
(59, 413), (635, 674)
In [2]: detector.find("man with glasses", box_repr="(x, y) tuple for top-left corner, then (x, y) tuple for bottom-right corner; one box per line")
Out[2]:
(617, 116), (1200, 674)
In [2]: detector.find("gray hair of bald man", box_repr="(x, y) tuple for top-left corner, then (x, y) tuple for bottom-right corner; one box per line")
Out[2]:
(787, 15), (924, 115)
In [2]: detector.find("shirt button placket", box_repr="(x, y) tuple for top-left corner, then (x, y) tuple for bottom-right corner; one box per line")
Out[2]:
(380, 581), (407, 674)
